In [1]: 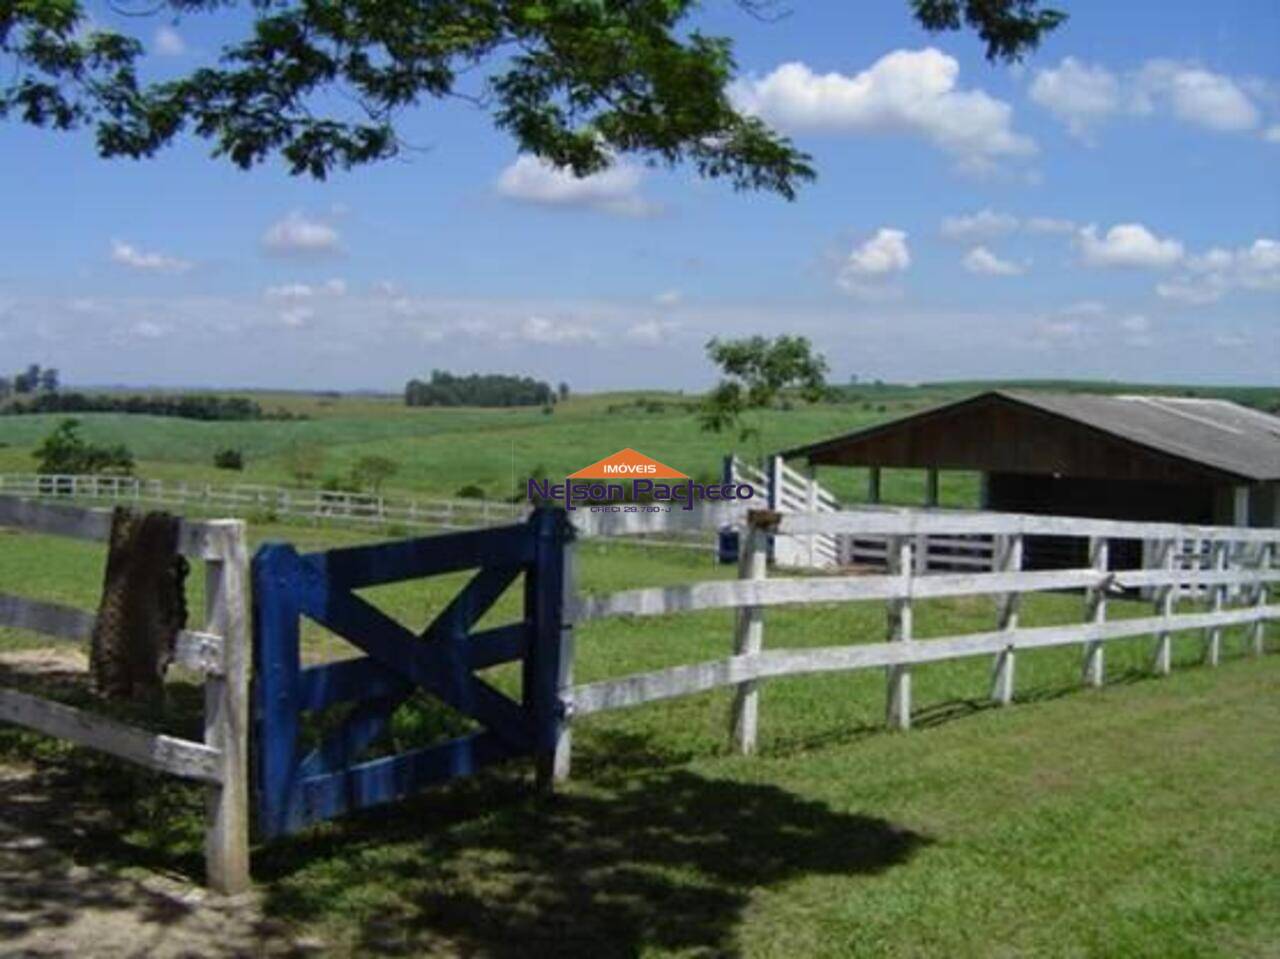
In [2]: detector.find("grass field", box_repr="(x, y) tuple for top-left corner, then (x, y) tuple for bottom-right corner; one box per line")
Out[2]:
(3, 379), (1276, 510)
(1, 519), (1277, 956)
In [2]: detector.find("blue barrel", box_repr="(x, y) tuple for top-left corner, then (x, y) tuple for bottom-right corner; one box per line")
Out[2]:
(717, 528), (740, 565)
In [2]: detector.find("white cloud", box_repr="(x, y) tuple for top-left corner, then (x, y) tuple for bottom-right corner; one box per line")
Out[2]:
(963, 246), (1024, 276)
(496, 156), (658, 217)
(1157, 237), (1280, 303)
(1077, 223), (1184, 269)
(153, 25), (186, 56)
(653, 289), (683, 308)
(1060, 299), (1107, 317)
(1025, 216), (1077, 235)
(261, 212), (342, 256)
(1133, 60), (1260, 132)
(731, 49), (1035, 170)
(1028, 57), (1121, 140)
(837, 228), (910, 298)
(940, 209), (1019, 242)
(131, 320), (168, 339)
(1266, 125), (1280, 143)
(264, 278), (347, 300)
(1030, 57), (1262, 139)
(625, 319), (678, 346)
(519, 315), (598, 344)
(279, 306), (314, 328)
(110, 239), (192, 273)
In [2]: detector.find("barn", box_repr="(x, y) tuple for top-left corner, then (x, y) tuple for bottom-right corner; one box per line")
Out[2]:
(780, 390), (1280, 569)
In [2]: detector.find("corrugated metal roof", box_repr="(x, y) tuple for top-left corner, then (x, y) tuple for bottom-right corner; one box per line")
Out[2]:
(783, 390), (1280, 481)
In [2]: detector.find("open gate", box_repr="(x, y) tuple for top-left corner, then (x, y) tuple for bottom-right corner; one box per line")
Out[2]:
(252, 507), (572, 838)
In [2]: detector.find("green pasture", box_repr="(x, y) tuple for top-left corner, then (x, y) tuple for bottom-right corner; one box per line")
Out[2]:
(0, 520), (1276, 956)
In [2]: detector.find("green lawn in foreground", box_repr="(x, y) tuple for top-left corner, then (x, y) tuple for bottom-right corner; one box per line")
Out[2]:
(0, 521), (1276, 956)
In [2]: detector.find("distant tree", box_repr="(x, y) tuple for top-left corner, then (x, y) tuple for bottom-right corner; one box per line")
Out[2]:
(350, 455), (399, 494)
(281, 443), (326, 487)
(405, 370), (554, 408)
(558, 382), (571, 402)
(34, 419), (133, 475)
(213, 448), (244, 470)
(38, 367), (59, 392)
(700, 335), (828, 458)
(0, 377), (11, 401)
(13, 364), (40, 394)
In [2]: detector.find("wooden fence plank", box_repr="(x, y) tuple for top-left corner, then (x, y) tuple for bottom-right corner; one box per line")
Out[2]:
(731, 527), (767, 755)
(0, 687), (220, 782)
(202, 522), (251, 894)
(1082, 537), (1109, 687)
(1153, 538), (1177, 675)
(568, 604), (1279, 717)
(885, 536), (912, 730)
(990, 533), (1022, 705)
(0, 592), (225, 675)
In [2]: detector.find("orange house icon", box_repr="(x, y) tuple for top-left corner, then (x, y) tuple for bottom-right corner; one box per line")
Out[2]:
(567, 448), (689, 480)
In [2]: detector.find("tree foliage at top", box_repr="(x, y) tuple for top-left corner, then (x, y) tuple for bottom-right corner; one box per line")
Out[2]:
(1, 0), (1064, 198)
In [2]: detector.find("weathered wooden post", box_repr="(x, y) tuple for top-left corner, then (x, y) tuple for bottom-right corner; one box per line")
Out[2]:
(1152, 538), (1177, 675)
(1205, 540), (1228, 666)
(990, 533), (1022, 705)
(886, 535), (913, 730)
(1082, 536), (1108, 687)
(731, 516), (768, 754)
(204, 520), (251, 895)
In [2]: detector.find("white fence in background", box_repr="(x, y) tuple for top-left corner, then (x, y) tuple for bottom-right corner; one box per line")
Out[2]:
(0, 496), (250, 894)
(545, 505), (1279, 780)
(0, 473), (718, 552)
(728, 456), (995, 573)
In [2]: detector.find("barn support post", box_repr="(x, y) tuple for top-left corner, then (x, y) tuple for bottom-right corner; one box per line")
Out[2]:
(924, 469), (939, 507)
(867, 467), (881, 505)
(1082, 537), (1109, 687)
(885, 535), (913, 730)
(1152, 538), (1177, 675)
(1205, 541), (1229, 666)
(530, 508), (574, 792)
(203, 522), (251, 895)
(990, 533), (1022, 705)
(1251, 542), (1273, 656)
(731, 522), (768, 754)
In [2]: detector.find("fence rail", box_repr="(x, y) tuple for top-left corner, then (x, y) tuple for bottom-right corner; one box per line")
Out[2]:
(0, 495), (250, 894)
(552, 505), (1278, 778)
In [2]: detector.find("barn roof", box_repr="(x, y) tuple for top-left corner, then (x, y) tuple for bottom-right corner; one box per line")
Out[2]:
(781, 390), (1280, 482)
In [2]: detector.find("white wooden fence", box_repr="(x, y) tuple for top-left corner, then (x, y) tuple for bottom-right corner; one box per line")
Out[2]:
(0, 496), (250, 894)
(727, 457), (995, 572)
(548, 505), (1278, 778)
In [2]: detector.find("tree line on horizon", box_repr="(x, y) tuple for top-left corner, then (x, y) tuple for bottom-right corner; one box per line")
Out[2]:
(405, 371), (569, 408)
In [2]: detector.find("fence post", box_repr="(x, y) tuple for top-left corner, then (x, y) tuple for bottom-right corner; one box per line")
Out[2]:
(1205, 540), (1228, 666)
(1251, 542), (1273, 656)
(990, 533), (1022, 705)
(1083, 536), (1109, 687)
(1153, 537), (1177, 675)
(203, 522), (251, 895)
(531, 508), (573, 792)
(886, 535), (913, 730)
(731, 521), (768, 754)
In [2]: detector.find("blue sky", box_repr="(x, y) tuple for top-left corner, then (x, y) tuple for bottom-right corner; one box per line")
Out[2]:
(1, 0), (1276, 391)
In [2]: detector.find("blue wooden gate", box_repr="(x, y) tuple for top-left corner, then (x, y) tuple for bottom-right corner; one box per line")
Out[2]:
(251, 507), (571, 838)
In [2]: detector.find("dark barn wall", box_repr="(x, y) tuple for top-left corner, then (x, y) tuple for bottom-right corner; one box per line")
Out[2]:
(987, 473), (1218, 569)
(810, 395), (1228, 487)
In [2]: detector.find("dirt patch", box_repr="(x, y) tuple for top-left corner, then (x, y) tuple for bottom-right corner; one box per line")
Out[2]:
(0, 652), (319, 957)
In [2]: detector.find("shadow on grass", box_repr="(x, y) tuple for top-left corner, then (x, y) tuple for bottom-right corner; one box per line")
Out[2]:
(255, 766), (929, 957)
